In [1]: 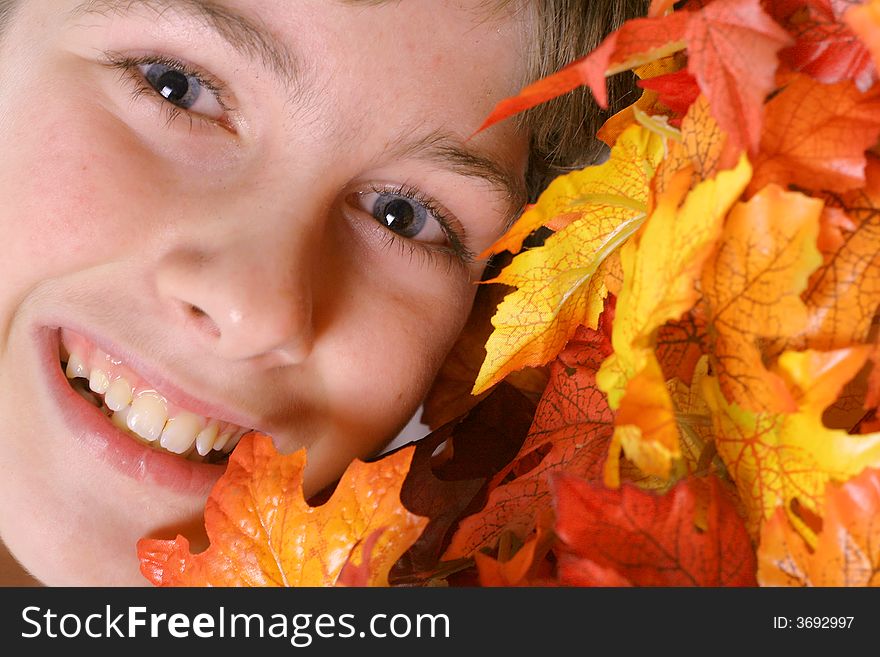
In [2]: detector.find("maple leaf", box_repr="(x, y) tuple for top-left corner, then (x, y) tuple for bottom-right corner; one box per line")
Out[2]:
(474, 520), (556, 587)
(475, 11), (689, 134)
(684, 0), (792, 153)
(800, 156), (880, 349)
(484, 125), (665, 258)
(638, 68), (701, 119)
(445, 313), (615, 559)
(473, 126), (665, 395)
(780, 0), (877, 91)
(137, 434), (426, 586)
(704, 346), (880, 540)
(701, 184), (824, 412)
(655, 311), (709, 385)
(750, 73), (880, 195)
(610, 354), (682, 482)
(391, 383), (535, 583)
(553, 474), (757, 586)
(421, 277), (547, 430)
(758, 466), (880, 586)
(846, 0), (880, 69)
(596, 155), (751, 409)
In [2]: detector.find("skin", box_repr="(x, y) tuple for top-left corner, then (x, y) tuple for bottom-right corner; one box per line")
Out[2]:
(0, 0), (529, 585)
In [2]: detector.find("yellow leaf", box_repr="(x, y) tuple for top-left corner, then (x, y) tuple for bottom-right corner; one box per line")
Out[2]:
(473, 126), (665, 394)
(701, 185), (824, 412)
(612, 354), (681, 480)
(597, 154), (752, 408)
(704, 347), (880, 543)
(483, 125), (664, 257)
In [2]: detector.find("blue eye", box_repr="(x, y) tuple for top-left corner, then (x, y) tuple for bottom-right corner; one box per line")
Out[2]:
(372, 194), (429, 239)
(358, 191), (448, 245)
(141, 63), (202, 108)
(134, 61), (226, 120)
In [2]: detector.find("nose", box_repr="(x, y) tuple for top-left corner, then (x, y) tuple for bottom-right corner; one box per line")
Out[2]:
(156, 237), (315, 365)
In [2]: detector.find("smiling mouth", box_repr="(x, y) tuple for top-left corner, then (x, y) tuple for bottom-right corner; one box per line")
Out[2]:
(58, 329), (253, 464)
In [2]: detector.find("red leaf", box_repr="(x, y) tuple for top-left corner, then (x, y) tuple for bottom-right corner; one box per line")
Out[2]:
(780, 0), (877, 91)
(553, 474), (757, 586)
(638, 68), (702, 117)
(443, 305), (616, 558)
(475, 12), (689, 133)
(685, 0), (793, 153)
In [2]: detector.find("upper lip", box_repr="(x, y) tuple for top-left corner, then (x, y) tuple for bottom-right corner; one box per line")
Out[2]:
(54, 322), (267, 434)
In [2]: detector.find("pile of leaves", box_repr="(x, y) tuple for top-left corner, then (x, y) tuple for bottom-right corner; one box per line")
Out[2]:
(138, 0), (880, 587)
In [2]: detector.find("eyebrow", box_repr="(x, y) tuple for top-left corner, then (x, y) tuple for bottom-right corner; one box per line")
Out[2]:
(70, 0), (527, 215)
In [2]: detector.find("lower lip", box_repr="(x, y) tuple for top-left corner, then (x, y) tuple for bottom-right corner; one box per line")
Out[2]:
(36, 326), (225, 496)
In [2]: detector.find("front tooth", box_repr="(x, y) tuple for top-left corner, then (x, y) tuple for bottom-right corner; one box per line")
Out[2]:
(214, 425), (236, 452)
(126, 392), (168, 442)
(105, 377), (133, 411)
(111, 405), (130, 431)
(65, 352), (89, 379)
(160, 411), (205, 454)
(195, 421), (219, 456)
(89, 368), (110, 394)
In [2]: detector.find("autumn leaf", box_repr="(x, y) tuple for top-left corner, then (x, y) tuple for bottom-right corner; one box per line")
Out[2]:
(800, 156), (880, 349)
(758, 466), (880, 586)
(704, 346), (880, 540)
(655, 311), (708, 385)
(421, 276), (547, 430)
(596, 155), (751, 409)
(445, 314), (615, 559)
(475, 11), (689, 134)
(474, 520), (556, 587)
(750, 73), (880, 194)
(553, 474), (757, 586)
(484, 125), (665, 258)
(701, 184), (824, 412)
(473, 126), (665, 394)
(638, 68), (701, 120)
(846, 0), (880, 68)
(684, 0), (792, 153)
(779, 0), (877, 91)
(137, 434), (426, 586)
(391, 383), (535, 583)
(610, 354), (681, 482)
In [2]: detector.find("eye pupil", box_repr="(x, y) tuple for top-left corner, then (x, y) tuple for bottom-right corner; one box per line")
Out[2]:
(374, 196), (425, 238)
(155, 69), (189, 102)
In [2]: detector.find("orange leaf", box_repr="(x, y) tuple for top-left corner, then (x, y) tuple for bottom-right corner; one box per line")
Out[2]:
(475, 11), (689, 133)
(473, 126), (665, 394)
(758, 466), (880, 586)
(704, 346), (880, 540)
(474, 522), (556, 587)
(597, 155), (751, 409)
(612, 354), (681, 480)
(701, 185), (823, 412)
(137, 434), (426, 586)
(685, 0), (792, 153)
(553, 474), (757, 586)
(845, 0), (880, 72)
(445, 314), (615, 559)
(781, 0), (877, 91)
(750, 73), (880, 194)
(802, 156), (880, 349)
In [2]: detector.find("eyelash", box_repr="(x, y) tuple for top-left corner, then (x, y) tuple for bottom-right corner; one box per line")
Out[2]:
(365, 183), (475, 268)
(100, 53), (475, 271)
(100, 51), (234, 131)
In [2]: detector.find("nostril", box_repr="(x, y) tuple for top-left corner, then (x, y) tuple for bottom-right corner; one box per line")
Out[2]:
(188, 304), (207, 318)
(182, 302), (220, 338)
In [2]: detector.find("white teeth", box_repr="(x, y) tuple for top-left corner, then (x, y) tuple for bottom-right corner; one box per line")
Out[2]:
(105, 377), (133, 412)
(65, 352), (89, 379)
(195, 421), (220, 456)
(63, 347), (251, 460)
(111, 405), (130, 431)
(89, 368), (110, 395)
(160, 411), (204, 455)
(126, 392), (168, 442)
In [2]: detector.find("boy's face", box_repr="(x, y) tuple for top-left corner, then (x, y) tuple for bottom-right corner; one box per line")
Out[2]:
(0, 0), (528, 584)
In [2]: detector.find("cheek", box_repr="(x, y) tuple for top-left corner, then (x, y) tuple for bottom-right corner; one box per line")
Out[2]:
(0, 104), (158, 295)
